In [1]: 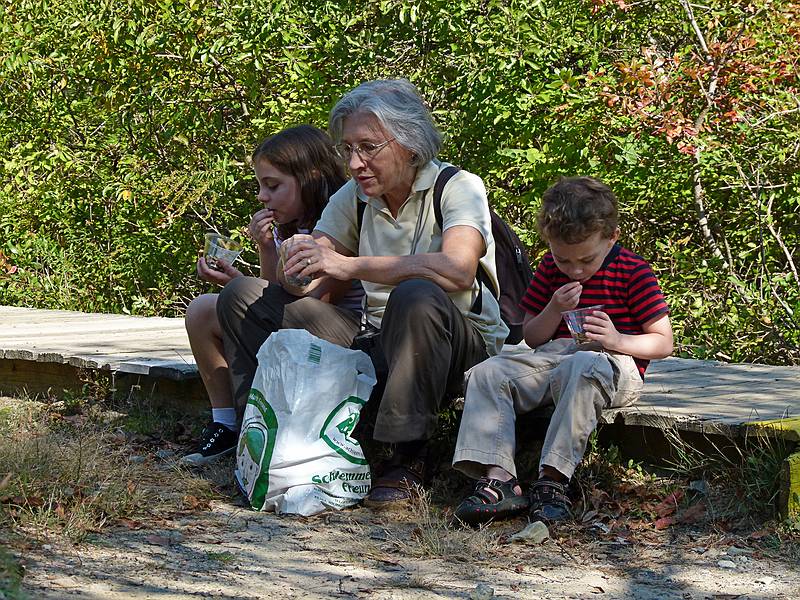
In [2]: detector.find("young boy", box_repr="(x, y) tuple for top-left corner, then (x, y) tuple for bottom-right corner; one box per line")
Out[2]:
(452, 176), (673, 525)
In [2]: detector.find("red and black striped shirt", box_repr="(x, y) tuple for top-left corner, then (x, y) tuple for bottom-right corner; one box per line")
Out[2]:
(519, 244), (670, 378)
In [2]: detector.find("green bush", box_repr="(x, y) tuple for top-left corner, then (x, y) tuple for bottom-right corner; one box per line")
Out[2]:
(1, 0), (798, 363)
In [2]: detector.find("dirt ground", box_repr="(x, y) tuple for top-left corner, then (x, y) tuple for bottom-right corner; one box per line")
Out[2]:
(20, 497), (800, 600)
(3, 395), (798, 600)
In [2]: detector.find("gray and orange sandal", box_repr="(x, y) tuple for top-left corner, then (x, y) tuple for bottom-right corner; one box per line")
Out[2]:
(453, 477), (530, 526)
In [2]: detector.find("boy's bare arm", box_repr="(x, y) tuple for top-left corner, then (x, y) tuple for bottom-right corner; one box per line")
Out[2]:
(522, 281), (583, 348)
(585, 312), (673, 360)
(522, 305), (563, 348)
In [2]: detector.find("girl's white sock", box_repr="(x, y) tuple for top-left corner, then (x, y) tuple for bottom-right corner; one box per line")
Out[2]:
(211, 407), (237, 430)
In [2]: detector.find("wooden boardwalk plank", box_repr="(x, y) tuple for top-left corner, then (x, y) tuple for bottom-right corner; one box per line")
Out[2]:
(1, 306), (798, 426)
(0, 306), (194, 378)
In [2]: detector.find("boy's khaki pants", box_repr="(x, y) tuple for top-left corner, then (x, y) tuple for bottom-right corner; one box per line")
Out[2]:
(453, 338), (642, 481)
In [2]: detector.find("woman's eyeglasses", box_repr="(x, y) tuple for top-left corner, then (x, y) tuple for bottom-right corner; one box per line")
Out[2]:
(334, 138), (395, 161)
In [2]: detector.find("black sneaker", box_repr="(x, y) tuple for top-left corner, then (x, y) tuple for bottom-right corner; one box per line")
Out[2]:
(180, 422), (238, 467)
(529, 478), (572, 524)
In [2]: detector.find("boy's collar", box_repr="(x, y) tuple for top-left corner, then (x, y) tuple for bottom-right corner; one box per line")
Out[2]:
(600, 243), (621, 269)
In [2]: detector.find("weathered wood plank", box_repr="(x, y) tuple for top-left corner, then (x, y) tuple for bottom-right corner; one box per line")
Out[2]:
(783, 451), (800, 520)
(0, 359), (208, 406)
(647, 369), (800, 387)
(2, 305), (798, 427)
(0, 305), (195, 378)
(647, 357), (723, 373)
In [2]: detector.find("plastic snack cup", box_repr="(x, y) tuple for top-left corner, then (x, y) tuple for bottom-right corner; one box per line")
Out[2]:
(561, 305), (605, 345)
(204, 233), (242, 271)
(277, 244), (312, 289)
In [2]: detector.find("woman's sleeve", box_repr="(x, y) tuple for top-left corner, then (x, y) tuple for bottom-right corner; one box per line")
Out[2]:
(439, 170), (492, 249)
(313, 180), (360, 255)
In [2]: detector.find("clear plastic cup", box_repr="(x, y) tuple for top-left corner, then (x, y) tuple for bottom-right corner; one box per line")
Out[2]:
(204, 233), (242, 271)
(561, 304), (604, 345)
(277, 243), (312, 289)
(285, 273), (313, 288)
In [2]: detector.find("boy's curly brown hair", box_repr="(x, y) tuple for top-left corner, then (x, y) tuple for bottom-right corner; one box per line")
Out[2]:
(536, 176), (618, 244)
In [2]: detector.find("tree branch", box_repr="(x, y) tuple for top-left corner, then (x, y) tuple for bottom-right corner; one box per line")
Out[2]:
(732, 161), (800, 290)
(679, 0), (710, 58)
(750, 102), (800, 128)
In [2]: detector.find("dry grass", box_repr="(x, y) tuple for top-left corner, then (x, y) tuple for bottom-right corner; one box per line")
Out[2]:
(0, 397), (216, 543)
(395, 570), (440, 590)
(396, 486), (504, 561)
(330, 483), (509, 574)
(361, 487), (509, 565)
(660, 422), (791, 521)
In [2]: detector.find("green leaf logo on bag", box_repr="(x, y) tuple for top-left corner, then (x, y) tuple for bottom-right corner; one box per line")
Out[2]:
(237, 388), (278, 510)
(319, 396), (367, 465)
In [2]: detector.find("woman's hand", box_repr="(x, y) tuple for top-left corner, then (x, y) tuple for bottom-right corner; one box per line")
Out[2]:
(548, 281), (583, 313)
(583, 310), (622, 350)
(282, 234), (352, 281)
(196, 255), (243, 286)
(248, 208), (276, 248)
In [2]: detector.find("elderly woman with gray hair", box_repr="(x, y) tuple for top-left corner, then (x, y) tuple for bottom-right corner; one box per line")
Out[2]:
(218, 79), (508, 507)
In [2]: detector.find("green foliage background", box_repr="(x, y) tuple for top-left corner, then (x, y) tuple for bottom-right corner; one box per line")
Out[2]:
(1, 0), (798, 364)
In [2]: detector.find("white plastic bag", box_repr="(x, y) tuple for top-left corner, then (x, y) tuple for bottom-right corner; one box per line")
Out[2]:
(235, 328), (376, 516)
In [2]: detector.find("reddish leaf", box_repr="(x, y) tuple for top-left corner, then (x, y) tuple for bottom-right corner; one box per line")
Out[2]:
(617, 482), (636, 494)
(654, 516), (676, 530)
(25, 495), (44, 507)
(590, 488), (610, 509)
(119, 518), (143, 530)
(653, 490), (684, 518)
(183, 494), (211, 511)
(749, 529), (771, 540)
(0, 251), (17, 275)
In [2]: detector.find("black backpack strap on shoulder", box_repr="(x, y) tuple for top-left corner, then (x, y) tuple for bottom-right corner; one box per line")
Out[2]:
(356, 198), (367, 235)
(432, 165), (460, 231)
(430, 165), (495, 316)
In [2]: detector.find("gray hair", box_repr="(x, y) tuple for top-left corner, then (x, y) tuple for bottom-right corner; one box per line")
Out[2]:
(329, 79), (442, 166)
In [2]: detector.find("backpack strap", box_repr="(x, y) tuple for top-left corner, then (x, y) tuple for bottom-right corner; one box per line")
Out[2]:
(432, 166), (460, 230)
(432, 166), (499, 318)
(356, 198), (367, 235)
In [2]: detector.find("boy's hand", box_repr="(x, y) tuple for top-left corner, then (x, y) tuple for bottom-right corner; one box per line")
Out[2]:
(550, 281), (582, 312)
(583, 310), (622, 350)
